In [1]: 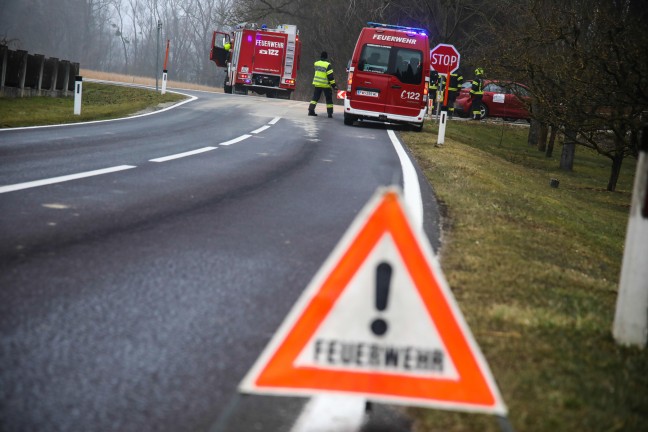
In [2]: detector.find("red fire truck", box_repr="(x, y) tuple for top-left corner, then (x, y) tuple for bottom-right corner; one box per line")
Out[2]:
(210, 24), (301, 99)
(343, 22), (430, 131)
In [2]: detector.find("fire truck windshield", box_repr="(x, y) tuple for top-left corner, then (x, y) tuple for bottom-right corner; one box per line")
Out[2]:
(359, 44), (422, 85)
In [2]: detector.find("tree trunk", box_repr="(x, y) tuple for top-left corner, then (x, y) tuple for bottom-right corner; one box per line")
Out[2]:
(537, 122), (548, 152)
(546, 125), (557, 158)
(607, 153), (624, 192)
(560, 127), (576, 171)
(528, 117), (540, 147)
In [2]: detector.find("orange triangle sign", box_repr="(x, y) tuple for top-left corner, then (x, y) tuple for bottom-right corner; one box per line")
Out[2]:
(239, 187), (507, 415)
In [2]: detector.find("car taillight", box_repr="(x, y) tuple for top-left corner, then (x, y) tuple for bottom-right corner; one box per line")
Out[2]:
(283, 78), (295, 85)
(239, 73), (249, 79)
(347, 72), (353, 92)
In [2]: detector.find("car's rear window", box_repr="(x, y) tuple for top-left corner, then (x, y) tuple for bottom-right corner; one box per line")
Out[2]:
(486, 82), (531, 97)
(358, 44), (423, 85)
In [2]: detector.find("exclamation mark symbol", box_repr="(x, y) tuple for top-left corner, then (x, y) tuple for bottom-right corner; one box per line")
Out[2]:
(371, 262), (392, 336)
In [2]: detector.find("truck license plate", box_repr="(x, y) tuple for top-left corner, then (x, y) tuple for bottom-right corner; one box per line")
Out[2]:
(357, 89), (378, 97)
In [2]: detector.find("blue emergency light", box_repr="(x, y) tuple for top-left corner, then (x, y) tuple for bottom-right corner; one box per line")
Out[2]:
(367, 22), (428, 35)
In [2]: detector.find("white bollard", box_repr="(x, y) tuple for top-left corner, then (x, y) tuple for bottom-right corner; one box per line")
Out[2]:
(613, 133), (648, 348)
(73, 75), (82, 115)
(161, 70), (168, 95)
(437, 110), (448, 146)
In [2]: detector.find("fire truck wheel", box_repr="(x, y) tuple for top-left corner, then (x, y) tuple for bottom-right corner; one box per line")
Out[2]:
(411, 122), (424, 132)
(343, 113), (356, 126)
(276, 91), (291, 100)
(233, 85), (248, 95)
(224, 85), (233, 94)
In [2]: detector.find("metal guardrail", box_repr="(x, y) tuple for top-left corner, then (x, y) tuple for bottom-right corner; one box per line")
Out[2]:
(0, 46), (80, 98)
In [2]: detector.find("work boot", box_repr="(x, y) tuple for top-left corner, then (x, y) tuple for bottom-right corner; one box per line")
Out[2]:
(308, 111), (317, 116)
(328, 113), (333, 118)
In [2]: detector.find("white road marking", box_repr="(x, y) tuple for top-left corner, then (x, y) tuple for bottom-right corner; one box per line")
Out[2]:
(290, 129), (426, 432)
(0, 165), (137, 194)
(219, 134), (252, 146)
(250, 125), (271, 134)
(149, 146), (216, 162)
(388, 129), (423, 231)
(291, 395), (366, 432)
(0, 92), (197, 132)
(268, 117), (281, 125)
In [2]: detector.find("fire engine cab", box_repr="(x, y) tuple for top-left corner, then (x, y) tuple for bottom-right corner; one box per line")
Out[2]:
(344, 22), (430, 131)
(210, 23), (301, 99)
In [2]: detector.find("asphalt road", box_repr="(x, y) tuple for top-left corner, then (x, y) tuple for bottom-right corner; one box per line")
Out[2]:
(0, 88), (441, 432)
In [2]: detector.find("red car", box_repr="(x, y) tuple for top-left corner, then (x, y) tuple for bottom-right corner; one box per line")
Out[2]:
(454, 80), (531, 121)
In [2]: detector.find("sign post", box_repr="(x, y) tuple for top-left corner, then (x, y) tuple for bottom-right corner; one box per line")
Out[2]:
(430, 44), (460, 146)
(161, 39), (170, 95)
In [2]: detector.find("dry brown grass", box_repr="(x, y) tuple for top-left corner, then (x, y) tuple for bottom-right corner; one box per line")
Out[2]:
(80, 69), (223, 93)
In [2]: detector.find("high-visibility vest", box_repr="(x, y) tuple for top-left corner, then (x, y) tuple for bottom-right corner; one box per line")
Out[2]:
(312, 60), (336, 88)
(470, 77), (484, 96)
(449, 72), (463, 92)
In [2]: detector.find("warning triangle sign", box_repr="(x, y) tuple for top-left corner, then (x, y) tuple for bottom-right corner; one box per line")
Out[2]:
(239, 187), (507, 415)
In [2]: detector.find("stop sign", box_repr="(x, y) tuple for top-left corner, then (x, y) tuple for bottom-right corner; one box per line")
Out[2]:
(430, 43), (460, 74)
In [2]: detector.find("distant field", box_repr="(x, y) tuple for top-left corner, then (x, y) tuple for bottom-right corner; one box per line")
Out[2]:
(81, 69), (222, 93)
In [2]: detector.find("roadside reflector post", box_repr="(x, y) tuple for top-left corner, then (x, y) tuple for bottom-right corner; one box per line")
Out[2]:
(436, 72), (452, 146)
(437, 107), (448, 146)
(161, 69), (168, 95)
(73, 75), (82, 115)
(613, 126), (648, 348)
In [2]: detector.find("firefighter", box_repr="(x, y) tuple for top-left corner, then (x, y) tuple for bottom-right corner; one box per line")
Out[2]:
(308, 51), (337, 118)
(445, 69), (463, 118)
(429, 70), (439, 115)
(470, 67), (485, 120)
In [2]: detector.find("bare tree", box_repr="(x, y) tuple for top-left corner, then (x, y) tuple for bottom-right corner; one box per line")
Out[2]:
(111, 0), (131, 73)
(483, 0), (648, 191)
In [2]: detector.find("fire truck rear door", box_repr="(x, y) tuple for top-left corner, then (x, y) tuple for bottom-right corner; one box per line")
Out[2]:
(385, 46), (425, 118)
(351, 43), (391, 113)
(253, 33), (287, 75)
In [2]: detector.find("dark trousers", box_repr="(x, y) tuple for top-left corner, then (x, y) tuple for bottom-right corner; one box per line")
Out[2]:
(309, 87), (333, 115)
(445, 90), (458, 115)
(470, 94), (483, 119)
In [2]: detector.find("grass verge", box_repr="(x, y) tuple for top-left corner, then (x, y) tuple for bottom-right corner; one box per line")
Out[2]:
(0, 81), (187, 128)
(402, 120), (647, 431)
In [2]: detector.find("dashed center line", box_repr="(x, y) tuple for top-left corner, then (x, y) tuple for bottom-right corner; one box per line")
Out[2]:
(220, 134), (252, 146)
(251, 125), (271, 134)
(1, 116), (282, 194)
(0, 165), (137, 194)
(149, 146), (217, 162)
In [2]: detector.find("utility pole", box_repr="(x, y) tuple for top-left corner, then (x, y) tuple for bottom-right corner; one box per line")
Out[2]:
(156, 19), (162, 92)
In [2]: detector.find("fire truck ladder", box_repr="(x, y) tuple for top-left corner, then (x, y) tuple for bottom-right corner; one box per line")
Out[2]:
(281, 25), (297, 83)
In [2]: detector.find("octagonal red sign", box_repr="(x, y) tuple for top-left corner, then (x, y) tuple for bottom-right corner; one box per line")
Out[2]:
(430, 44), (460, 74)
